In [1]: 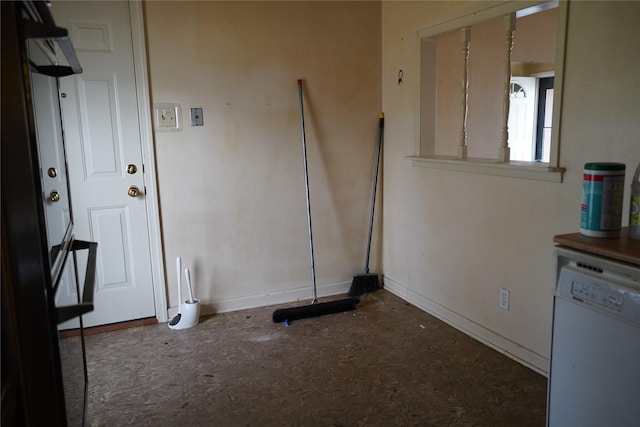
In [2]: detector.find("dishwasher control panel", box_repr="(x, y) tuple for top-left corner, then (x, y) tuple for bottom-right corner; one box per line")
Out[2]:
(570, 280), (624, 311)
(557, 262), (640, 327)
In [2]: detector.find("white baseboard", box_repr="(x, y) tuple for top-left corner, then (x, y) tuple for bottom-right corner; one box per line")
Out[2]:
(167, 280), (351, 321)
(383, 276), (549, 377)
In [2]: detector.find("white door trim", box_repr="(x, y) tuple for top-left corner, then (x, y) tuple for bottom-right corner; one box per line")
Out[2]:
(129, 1), (167, 322)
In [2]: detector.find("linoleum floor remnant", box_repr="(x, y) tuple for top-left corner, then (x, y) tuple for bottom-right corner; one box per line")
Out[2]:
(64, 290), (546, 426)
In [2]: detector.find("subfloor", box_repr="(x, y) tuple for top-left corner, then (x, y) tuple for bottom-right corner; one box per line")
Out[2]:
(62, 290), (547, 426)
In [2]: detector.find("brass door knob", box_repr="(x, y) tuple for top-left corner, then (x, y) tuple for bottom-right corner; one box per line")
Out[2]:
(49, 190), (60, 203)
(127, 164), (137, 174)
(47, 167), (58, 178)
(128, 185), (140, 197)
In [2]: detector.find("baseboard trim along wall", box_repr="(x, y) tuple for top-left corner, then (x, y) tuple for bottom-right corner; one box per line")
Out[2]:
(166, 277), (548, 375)
(167, 280), (352, 321)
(383, 276), (549, 377)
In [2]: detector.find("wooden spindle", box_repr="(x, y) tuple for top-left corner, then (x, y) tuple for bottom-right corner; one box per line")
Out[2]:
(459, 28), (471, 160)
(499, 13), (516, 162)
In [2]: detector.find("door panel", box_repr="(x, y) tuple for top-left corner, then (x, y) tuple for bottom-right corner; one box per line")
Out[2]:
(52, 1), (156, 328)
(78, 77), (122, 177)
(91, 207), (130, 287)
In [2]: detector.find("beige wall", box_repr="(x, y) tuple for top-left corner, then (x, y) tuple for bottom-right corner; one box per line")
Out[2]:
(512, 7), (557, 65)
(144, 0), (639, 374)
(466, 17), (504, 158)
(144, 1), (381, 312)
(382, 0), (640, 373)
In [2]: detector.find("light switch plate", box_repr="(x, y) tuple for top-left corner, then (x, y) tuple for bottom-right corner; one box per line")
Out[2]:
(154, 103), (182, 132)
(190, 107), (203, 126)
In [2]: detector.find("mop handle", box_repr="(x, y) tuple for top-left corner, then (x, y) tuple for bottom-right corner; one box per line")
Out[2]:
(176, 257), (182, 306)
(298, 79), (317, 304)
(364, 113), (384, 274)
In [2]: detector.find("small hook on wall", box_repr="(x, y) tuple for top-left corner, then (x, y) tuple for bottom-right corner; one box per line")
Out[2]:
(397, 69), (403, 85)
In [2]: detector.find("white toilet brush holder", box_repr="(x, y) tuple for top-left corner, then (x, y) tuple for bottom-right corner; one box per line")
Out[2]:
(169, 299), (200, 330)
(168, 263), (200, 330)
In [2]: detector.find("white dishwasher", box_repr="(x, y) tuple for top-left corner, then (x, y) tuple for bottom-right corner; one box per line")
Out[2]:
(548, 245), (640, 427)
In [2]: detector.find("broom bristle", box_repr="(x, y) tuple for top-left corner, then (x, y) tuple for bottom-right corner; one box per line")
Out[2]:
(272, 297), (360, 323)
(348, 273), (380, 297)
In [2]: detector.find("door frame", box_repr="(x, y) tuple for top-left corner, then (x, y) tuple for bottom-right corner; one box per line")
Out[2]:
(130, 1), (167, 322)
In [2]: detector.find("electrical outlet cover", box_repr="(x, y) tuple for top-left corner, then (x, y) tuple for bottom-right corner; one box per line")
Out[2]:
(499, 288), (510, 311)
(154, 103), (182, 132)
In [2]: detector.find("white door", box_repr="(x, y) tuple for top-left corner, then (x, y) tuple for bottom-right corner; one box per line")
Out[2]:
(508, 77), (537, 161)
(52, 1), (156, 328)
(28, 40), (80, 315)
(28, 39), (72, 263)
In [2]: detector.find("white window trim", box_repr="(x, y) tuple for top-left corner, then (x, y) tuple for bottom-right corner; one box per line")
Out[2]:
(412, 0), (568, 182)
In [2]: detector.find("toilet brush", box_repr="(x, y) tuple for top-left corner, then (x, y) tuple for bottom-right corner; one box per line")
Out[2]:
(185, 268), (195, 303)
(168, 259), (201, 330)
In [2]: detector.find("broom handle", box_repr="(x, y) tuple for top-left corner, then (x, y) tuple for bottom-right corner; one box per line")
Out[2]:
(298, 79), (317, 304)
(364, 113), (384, 274)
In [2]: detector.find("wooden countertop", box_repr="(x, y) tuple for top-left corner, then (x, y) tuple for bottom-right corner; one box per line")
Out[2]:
(554, 227), (640, 266)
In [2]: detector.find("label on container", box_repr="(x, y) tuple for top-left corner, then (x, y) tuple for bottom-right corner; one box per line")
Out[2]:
(630, 193), (640, 240)
(580, 173), (625, 237)
(631, 195), (640, 226)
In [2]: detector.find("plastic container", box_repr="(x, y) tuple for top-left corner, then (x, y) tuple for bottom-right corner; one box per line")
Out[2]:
(629, 163), (640, 240)
(168, 299), (200, 330)
(580, 162), (625, 238)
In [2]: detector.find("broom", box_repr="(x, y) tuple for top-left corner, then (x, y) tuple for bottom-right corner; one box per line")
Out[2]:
(272, 79), (360, 323)
(348, 113), (384, 297)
